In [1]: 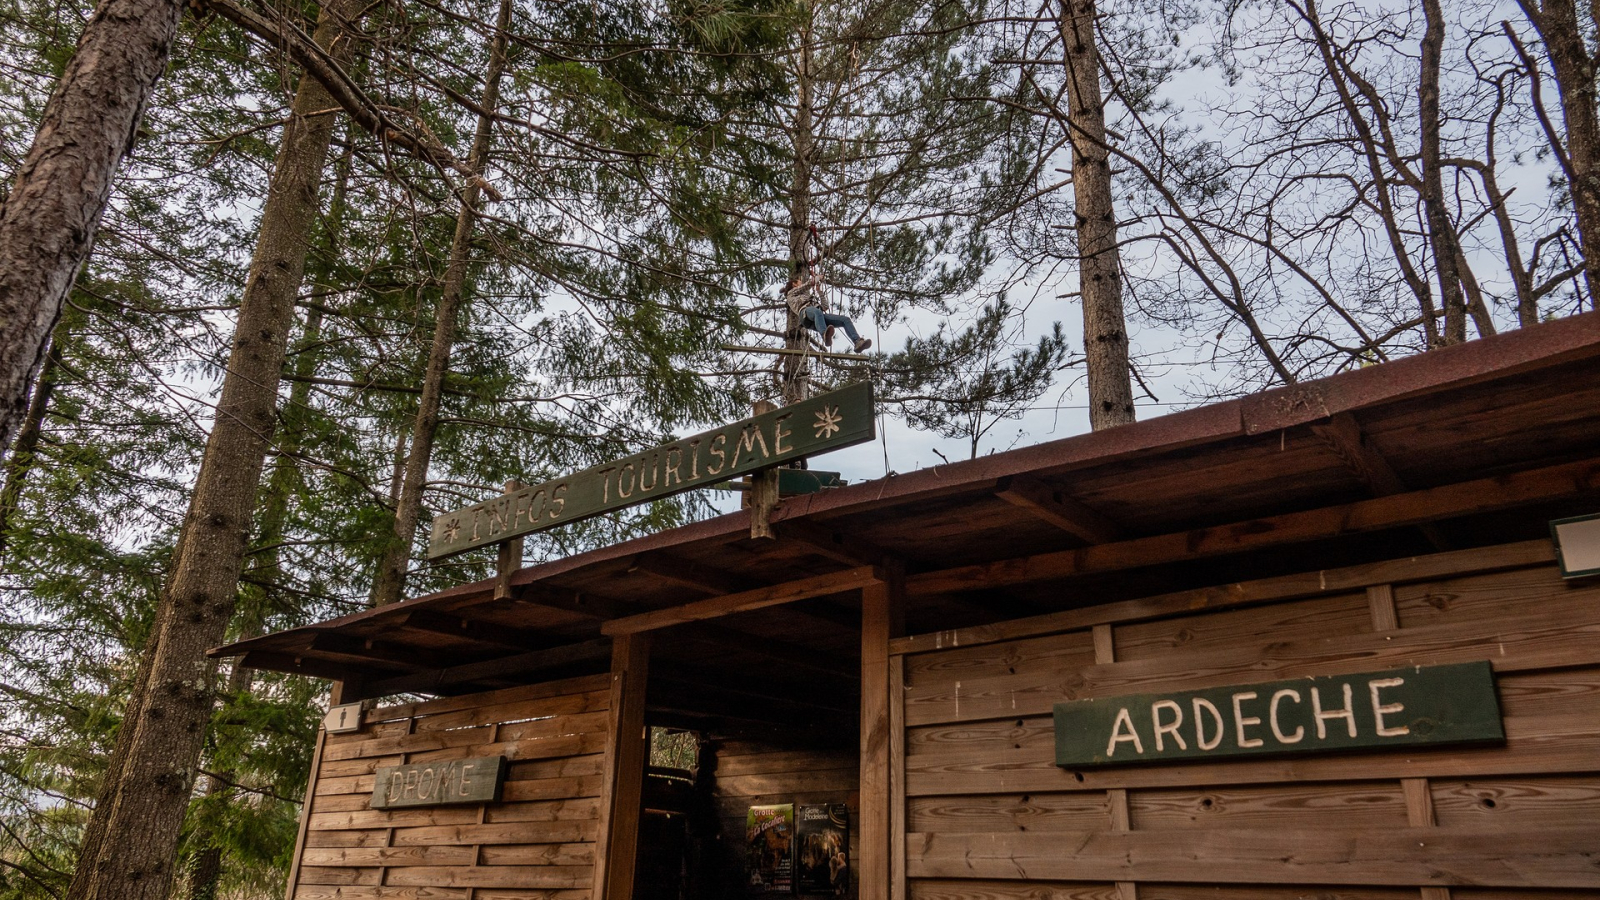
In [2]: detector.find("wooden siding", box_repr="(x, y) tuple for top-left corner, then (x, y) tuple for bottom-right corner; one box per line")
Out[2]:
(707, 740), (861, 899)
(290, 673), (610, 900)
(892, 544), (1600, 898)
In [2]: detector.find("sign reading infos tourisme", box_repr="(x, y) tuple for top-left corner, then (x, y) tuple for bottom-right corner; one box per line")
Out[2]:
(426, 382), (875, 559)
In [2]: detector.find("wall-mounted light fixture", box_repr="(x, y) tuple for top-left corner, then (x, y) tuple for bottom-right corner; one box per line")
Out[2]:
(1550, 513), (1600, 579)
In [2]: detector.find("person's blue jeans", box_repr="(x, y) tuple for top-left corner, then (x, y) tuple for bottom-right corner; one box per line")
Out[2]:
(803, 307), (861, 345)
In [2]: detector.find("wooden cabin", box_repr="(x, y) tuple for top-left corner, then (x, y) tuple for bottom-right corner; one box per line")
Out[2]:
(216, 310), (1600, 900)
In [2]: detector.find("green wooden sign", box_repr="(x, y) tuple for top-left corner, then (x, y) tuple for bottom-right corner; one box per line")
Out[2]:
(427, 382), (875, 559)
(371, 755), (506, 808)
(1054, 661), (1503, 768)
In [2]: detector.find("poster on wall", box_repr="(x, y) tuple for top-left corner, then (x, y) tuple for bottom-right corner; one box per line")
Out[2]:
(796, 804), (849, 896)
(746, 803), (794, 893)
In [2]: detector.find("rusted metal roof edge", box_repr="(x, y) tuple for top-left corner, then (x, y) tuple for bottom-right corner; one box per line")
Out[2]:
(211, 309), (1600, 662)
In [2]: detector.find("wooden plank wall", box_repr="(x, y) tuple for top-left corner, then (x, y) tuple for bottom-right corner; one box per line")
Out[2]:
(290, 673), (611, 900)
(707, 739), (861, 899)
(893, 542), (1600, 899)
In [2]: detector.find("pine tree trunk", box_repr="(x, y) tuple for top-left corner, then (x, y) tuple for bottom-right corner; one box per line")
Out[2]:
(66, 1), (359, 896)
(0, 338), (59, 559)
(184, 139), (351, 899)
(1419, 0), (1467, 345)
(1519, 0), (1600, 305)
(1057, 0), (1135, 430)
(371, 0), (513, 607)
(781, 19), (816, 407)
(0, 0), (187, 457)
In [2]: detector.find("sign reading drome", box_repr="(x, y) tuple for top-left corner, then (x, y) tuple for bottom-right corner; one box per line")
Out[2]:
(427, 382), (875, 559)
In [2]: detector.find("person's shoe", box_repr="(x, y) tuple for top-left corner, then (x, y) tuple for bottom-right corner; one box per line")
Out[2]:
(854, 338), (872, 352)
(825, 326), (836, 346)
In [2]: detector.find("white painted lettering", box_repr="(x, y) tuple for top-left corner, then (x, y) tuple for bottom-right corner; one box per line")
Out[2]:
(774, 414), (794, 455)
(1269, 689), (1304, 743)
(549, 483), (566, 518)
(1232, 691), (1264, 748)
(1312, 683), (1357, 739)
(1106, 707), (1145, 756)
(1369, 678), (1409, 737)
(597, 467), (616, 503)
(1193, 697), (1224, 751)
(707, 434), (727, 474)
(618, 462), (635, 498)
(1151, 699), (1186, 751)
(736, 424), (770, 465)
(638, 453), (659, 492)
(665, 447), (683, 486)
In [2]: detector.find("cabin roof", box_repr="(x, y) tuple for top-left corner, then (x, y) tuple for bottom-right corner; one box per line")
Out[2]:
(214, 311), (1600, 715)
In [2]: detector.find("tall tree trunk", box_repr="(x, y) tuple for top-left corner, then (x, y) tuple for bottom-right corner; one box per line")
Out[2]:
(184, 133), (352, 900)
(781, 16), (816, 407)
(1419, 0), (1468, 344)
(371, 0), (513, 607)
(0, 337), (60, 559)
(1518, 0), (1600, 305)
(1058, 0), (1135, 430)
(0, 0), (186, 457)
(66, 1), (359, 896)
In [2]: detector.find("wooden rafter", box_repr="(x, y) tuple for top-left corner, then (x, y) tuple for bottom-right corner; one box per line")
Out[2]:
(396, 609), (554, 652)
(602, 565), (883, 635)
(1312, 412), (1450, 550)
(358, 637), (613, 697)
(994, 474), (1124, 543)
(688, 622), (860, 680)
(911, 456), (1600, 595)
(778, 519), (897, 566)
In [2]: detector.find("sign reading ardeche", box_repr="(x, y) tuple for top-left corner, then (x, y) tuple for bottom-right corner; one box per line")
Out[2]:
(427, 382), (875, 559)
(1053, 661), (1503, 768)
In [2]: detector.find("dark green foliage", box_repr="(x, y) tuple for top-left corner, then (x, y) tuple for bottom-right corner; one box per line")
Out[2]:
(882, 301), (1071, 458)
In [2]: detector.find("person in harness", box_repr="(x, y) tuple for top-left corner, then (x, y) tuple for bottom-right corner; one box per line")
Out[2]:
(784, 259), (871, 353)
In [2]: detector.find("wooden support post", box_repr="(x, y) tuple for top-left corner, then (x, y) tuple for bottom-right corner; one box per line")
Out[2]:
(282, 680), (349, 900)
(860, 563), (904, 900)
(749, 401), (779, 539)
(494, 479), (525, 600)
(592, 633), (651, 900)
(1092, 625), (1139, 900)
(1371, 584), (1452, 900)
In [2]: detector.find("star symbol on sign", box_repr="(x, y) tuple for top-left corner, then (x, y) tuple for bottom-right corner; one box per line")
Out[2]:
(442, 518), (462, 543)
(813, 405), (843, 439)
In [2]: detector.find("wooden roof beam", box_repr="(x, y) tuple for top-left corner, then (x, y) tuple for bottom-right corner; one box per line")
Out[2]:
(627, 552), (860, 632)
(995, 474), (1125, 544)
(397, 609), (557, 652)
(687, 622), (860, 681)
(627, 554), (747, 594)
(360, 637), (613, 698)
(913, 455), (1600, 595)
(1313, 412), (1450, 550)
(602, 565), (883, 636)
(777, 519), (898, 567)
(237, 650), (359, 681)
(306, 633), (442, 670)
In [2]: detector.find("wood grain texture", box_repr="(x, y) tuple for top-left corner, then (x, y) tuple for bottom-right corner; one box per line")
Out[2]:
(601, 565), (881, 635)
(290, 676), (611, 896)
(905, 827), (1600, 887)
(862, 569), (902, 900)
(897, 552), (1598, 895)
(907, 458), (1600, 596)
(590, 635), (649, 900)
(891, 541), (1554, 657)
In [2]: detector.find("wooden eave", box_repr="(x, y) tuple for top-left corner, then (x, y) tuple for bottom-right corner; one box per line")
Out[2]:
(212, 310), (1600, 703)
